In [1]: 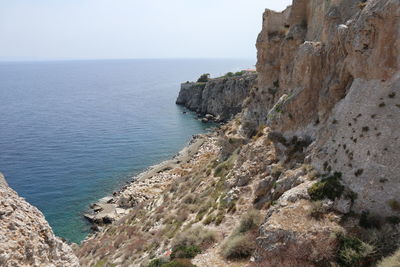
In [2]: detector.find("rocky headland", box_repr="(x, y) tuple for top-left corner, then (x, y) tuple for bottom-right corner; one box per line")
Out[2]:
(176, 71), (257, 122)
(1, 0), (399, 266)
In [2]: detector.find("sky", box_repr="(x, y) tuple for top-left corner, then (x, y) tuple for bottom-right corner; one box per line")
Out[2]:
(0, 0), (292, 61)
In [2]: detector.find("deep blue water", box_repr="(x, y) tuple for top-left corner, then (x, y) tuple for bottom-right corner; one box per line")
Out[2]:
(0, 59), (254, 243)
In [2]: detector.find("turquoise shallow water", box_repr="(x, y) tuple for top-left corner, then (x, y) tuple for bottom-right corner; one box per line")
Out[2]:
(0, 59), (254, 243)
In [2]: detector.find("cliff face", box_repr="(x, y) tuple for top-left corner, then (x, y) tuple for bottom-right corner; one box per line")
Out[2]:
(241, 0), (400, 216)
(0, 173), (79, 267)
(176, 72), (257, 121)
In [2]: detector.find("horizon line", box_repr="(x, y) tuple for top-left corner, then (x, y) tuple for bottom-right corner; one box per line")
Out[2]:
(0, 57), (256, 63)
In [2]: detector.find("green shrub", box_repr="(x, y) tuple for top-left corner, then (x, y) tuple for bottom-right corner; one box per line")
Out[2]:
(237, 210), (263, 233)
(161, 259), (197, 267)
(234, 71), (245, 76)
(197, 74), (210, 83)
(171, 245), (201, 259)
(337, 235), (375, 267)
(225, 71), (244, 78)
(378, 248), (400, 267)
(388, 199), (400, 212)
(203, 215), (215, 225)
(148, 258), (169, 267)
(215, 214), (224, 225)
(359, 211), (382, 229)
(309, 201), (326, 220)
(221, 234), (255, 259)
(172, 226), (216, 250)
(308, 172), (344, 201)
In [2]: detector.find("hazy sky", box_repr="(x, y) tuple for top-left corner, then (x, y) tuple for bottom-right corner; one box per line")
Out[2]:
(0, 0), (292, 61)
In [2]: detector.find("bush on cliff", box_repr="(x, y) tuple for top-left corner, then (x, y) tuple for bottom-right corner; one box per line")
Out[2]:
(148, 258), (197, 267)
(220, 210), (261, 260)
(221, 234), (255, 259)
(308, 172), (344, 201)
(172, 226), (216, 250)
(197, 74), (210, 83)
(162, 259), (197, 267)
(171, 245), (201, 259)
(237, 209), (263, 234)
(225, 71), (245, 78)
(337, 234), (375, 267)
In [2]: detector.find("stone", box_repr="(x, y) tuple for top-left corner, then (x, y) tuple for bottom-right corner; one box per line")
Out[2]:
(0, 173), (79, 267)
(205, 114), (214, 120)
(333, 197), (352, 214)
(254, 200), (341, 266)
(254, 176), (275, 198)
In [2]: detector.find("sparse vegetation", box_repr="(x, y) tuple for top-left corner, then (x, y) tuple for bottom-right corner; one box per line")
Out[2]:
(252, 124), (266, 140)
(161, 259), (197, 267)
(171, 245), (201, 259)
(308, 172), (344, 201)
(309, 201), (326, 220)
(197, 74), (210, 83)
(359, 211), (382, 229)
(225, 71), (245, 77)
(337, 234), (375, 267)
(172, 226), (216, 250)
(148, 258), (169, 267)
(237, 210), (263, 234)
(220, 210), (262, 260)
(221, 234), (255, 260)
(388, 199), (400, 212)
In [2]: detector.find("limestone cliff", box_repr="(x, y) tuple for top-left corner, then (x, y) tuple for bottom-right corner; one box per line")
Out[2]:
(176, 72), (257, 121)
(241, 0), (400, 216)
(0, 173), (79, 267)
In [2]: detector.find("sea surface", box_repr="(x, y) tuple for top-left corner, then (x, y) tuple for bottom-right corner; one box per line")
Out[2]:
(0, 59), (254, 243)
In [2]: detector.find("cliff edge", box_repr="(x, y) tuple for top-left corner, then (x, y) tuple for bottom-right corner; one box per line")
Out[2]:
(0, 173), (79, 267)
(176, 71), (257, 122)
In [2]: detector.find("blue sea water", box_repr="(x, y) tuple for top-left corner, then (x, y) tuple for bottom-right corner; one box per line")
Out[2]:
(0, 59), (254, 243)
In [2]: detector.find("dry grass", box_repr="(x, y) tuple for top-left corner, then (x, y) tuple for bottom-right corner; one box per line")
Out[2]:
(172, 225), (216, 250)
(221, 234), (255, 259)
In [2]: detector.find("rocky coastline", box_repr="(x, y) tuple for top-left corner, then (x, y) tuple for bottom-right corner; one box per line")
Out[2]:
(1, 0), (399, 266)
(77, 0), (400, 266)
(83, 133), (215, 229)
(176, 71), (257, 123)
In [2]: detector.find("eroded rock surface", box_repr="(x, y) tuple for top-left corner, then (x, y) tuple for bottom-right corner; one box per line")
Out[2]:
(176, 72), (257, 121)
(241, 0), (400, 216)
(0, 173), (79, 267)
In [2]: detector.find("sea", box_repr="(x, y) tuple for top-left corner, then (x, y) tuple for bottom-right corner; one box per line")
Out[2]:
(0, 58), (254, 243)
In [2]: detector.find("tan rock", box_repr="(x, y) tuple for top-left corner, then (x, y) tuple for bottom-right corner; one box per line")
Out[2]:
(0, 173), (79, 267)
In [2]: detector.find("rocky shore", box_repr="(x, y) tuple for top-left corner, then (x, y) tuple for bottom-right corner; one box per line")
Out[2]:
(84, 134), (214, 228)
